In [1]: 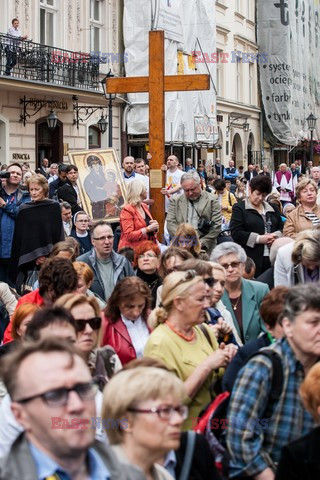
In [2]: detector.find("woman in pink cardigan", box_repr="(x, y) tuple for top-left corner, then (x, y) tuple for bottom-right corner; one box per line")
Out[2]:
(118, 179), (159, 250)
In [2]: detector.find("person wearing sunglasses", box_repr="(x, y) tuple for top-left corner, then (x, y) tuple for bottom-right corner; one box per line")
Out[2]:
(145, 270), (236, 429)
(0, 337), (145, 480)
(55, 294), (121, 390)
(133, 240), (162, 308)
(103, 277), (152, 366)
(211, 242), (269, 345)
(102, 366), (186, 480)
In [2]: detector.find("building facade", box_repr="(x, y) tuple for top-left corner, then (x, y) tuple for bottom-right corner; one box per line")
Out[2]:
(0, 0), (123, 168)
(215, 0), (263, 169)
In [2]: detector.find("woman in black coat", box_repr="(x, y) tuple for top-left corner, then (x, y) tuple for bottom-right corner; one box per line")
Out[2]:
(276, 362), (320, 480)
(230, 175), (283, 277)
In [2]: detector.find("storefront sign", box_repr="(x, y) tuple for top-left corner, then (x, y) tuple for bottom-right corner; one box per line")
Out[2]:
(12, 153), (30, 160)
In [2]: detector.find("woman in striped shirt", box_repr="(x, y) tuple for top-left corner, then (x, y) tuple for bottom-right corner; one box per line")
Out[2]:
(283, 178), (320, 238)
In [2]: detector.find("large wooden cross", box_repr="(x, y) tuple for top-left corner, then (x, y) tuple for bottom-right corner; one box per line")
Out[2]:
(106, 30), (210, 230)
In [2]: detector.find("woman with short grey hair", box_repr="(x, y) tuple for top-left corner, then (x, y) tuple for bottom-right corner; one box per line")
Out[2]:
(210, 242), (269, 344)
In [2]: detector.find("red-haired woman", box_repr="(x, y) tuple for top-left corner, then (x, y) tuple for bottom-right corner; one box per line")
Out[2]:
(134, 240), (162, 308)
(0, 303), (40, 357)
(103, 277), (151, 365)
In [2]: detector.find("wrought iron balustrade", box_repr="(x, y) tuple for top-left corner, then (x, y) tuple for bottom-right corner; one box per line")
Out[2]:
(0, 33), (100, 91)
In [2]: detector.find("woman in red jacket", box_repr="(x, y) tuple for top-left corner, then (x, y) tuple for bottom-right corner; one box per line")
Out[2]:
(118, 179), (159, 250)
(103, 276), (151, 365)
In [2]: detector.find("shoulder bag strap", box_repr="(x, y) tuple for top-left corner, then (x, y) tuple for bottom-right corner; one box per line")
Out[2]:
(199, 323), (213, 349)
(178, 431), (196, 480)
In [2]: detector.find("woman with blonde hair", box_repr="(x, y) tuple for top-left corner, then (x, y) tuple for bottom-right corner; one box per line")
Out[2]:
(55, 293), (120, 388)
(50, 240), (78, 261)
(145, 270), (236, 429)
(102, 366), (186, 480)
(170, 222), (201, 257)
(275, 228), (320, 286)
(283, 177), (320, 237)
(118, 179), (159, 250)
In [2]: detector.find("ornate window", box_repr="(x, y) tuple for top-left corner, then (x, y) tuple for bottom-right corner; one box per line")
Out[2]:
(40, 0), (57, 46)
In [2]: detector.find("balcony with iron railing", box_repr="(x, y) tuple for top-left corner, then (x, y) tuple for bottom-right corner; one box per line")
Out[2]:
(0, 33), (101, 91)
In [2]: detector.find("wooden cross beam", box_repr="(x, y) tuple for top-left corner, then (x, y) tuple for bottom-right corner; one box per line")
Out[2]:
(106, 30), (210, 231)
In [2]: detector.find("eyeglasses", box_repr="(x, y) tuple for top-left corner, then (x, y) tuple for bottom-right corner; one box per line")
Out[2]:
(204, 277), (216, 287)
(138, 253), (157, 259)
(93, 235), (114, 241)
(128, 404), (188, 421)
(75, 317), (101, 332)
(220, 261), (241, 270)
(15, 381), (98, 407)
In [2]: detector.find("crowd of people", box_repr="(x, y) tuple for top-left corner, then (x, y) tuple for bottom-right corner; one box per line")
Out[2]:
(0, 155), (320, 480)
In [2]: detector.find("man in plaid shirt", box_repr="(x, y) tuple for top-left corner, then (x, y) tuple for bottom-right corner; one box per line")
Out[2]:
(226, 284), (320, 479)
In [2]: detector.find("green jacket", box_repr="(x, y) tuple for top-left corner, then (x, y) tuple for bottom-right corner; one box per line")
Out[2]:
(222, 278), (269, 344)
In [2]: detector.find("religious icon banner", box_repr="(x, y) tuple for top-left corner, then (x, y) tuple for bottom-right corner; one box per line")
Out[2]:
(68, 149), (127, 222)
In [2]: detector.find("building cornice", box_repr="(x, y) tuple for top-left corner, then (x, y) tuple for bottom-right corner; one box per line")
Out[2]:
(234, 34), (258, 51)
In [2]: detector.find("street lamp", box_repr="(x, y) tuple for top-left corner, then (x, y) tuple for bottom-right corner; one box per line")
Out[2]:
(46, 110), (58, 131)
(243, 121), (250, 133)
(306, 113), (317, 165)
(97, 114), (108, 134)
(101, 71), (117, 147)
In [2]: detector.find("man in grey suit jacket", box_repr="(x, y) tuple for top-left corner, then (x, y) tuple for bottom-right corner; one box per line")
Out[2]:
(166, 171), (222, 254)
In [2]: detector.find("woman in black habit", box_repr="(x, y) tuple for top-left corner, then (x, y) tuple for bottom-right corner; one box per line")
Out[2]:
(9, 173), (64, 293)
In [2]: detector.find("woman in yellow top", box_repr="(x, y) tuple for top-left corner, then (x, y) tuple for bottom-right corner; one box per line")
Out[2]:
(145, 270), (236, 429)
(213, 178), (237, 228)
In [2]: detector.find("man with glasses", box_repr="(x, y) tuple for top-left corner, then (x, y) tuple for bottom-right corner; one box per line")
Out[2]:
(167, 171), (222, 254)
(0, 338), (145, 480)
(211, 242), (269, 344)
(77, 221), (134, 302)
(71, 211), (92, 255)
(226, 284), (319, 480)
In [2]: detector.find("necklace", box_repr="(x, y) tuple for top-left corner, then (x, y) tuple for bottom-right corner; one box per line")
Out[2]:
(230, 294), (241, 311)
(165, 321), (196, 342)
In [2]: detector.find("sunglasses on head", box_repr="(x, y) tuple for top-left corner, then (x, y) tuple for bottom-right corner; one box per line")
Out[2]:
(204, 277), (216, 287)
(75, 317), (101, 332)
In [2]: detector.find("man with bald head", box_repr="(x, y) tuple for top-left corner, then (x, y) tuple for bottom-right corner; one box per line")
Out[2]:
(122, 156), (145, 185)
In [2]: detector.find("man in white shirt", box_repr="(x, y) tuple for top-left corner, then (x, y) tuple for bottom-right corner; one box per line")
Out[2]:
(161, 155), (184, 213)
(5, 18), (27, 76)
(122, 156), (145, 184)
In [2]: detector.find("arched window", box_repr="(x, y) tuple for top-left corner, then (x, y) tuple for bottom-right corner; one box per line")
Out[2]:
(89, 125), (101, 149)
